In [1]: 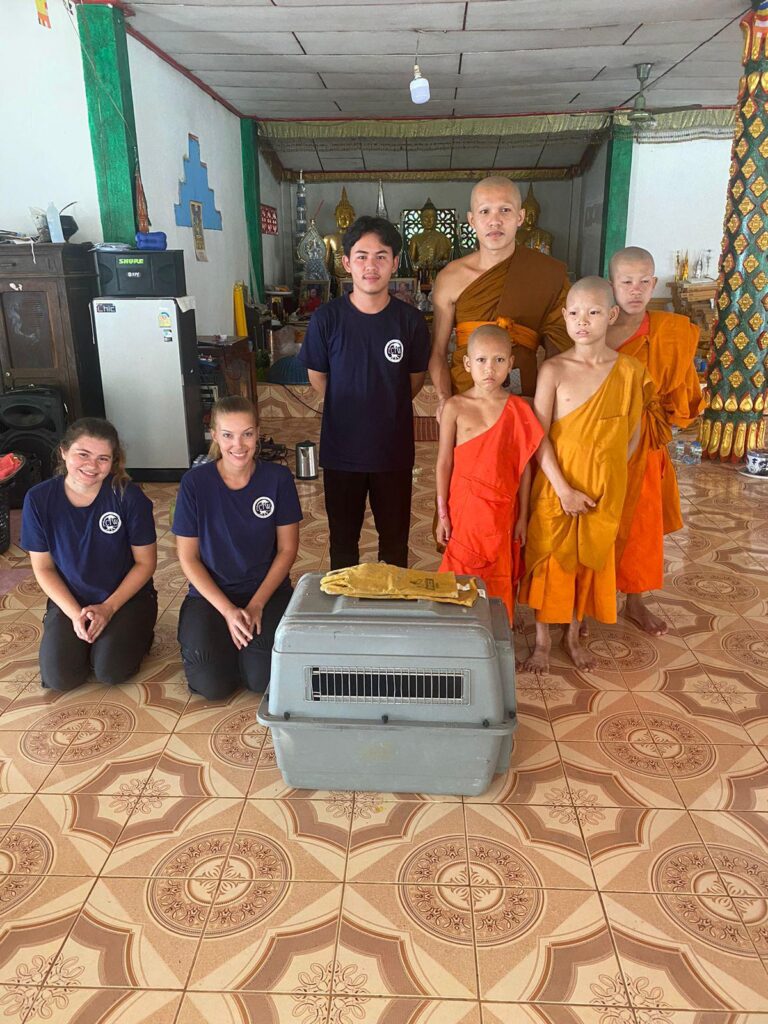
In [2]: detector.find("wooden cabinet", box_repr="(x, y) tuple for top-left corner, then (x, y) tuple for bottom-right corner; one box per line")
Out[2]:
(197, 335), (257, 402)
(0, 243), (103, 419)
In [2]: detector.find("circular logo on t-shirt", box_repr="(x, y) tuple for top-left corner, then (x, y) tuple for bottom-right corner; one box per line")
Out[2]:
(252, 497), (275, 519)
(99, 512), (122, 535)
(384, 338), (404, 363)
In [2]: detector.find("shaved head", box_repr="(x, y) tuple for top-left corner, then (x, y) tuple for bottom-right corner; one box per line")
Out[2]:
(467, 324), (513, 355)
(567, 276), (616, 307)
(609, 246), (655, 279)
(470, 176), (522, 211)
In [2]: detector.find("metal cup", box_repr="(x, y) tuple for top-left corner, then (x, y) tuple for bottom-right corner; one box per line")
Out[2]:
(745, 450), (768, 475)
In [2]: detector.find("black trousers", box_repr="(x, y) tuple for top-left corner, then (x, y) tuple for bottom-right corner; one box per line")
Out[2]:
(39, 589), (158, 692)
(323, 467), (413, 570)
(177, 586), (291, 701)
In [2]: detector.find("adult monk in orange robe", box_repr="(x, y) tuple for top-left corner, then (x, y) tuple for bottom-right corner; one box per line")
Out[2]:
(436, 326), (544, 619)
(608, 247), (703, 635)
(520, 278), (646, 673)
(429, 177), (571, 413)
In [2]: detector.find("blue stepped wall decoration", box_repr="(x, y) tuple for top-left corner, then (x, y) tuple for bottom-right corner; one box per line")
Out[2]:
(174, 135), (223, 229)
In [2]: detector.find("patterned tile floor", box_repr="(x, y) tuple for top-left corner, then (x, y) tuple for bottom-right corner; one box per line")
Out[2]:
(0, 416), (766, 1023)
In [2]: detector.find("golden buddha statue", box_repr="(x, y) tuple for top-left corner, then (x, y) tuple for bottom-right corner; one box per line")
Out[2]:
(324, 188), (356, 288)
(408, 198), (452, 288)
(517, 184), (553, 256)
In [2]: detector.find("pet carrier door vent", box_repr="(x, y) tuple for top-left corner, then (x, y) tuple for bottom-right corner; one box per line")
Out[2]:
(307, 666), (468, 704)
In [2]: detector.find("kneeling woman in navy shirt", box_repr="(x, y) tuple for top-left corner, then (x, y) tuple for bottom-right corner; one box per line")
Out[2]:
(173, 396), (301, 699)
(21, 418), (158, 691)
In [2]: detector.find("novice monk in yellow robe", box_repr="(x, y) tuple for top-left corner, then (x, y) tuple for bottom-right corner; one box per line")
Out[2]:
(520, 277), (646, 673)
(607, 246), (702, 635)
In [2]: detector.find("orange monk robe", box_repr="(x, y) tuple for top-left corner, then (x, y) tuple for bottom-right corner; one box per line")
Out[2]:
(451, 247), (571, 398)
(615, 312), (703, 593)
(440, 397), (544, 620)
(520, 355), (646, 624)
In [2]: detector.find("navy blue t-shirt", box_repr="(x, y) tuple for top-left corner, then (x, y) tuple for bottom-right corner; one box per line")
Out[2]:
(298, 294), (430, 472)
(172, 459), (302, 599)
(21, 476), (156, 606)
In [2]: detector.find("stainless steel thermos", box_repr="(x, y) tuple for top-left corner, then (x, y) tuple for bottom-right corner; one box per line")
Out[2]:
(295, 440), (318, 480)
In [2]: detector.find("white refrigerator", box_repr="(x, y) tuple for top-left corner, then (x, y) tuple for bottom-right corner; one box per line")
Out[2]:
(91, 297), (204, 480)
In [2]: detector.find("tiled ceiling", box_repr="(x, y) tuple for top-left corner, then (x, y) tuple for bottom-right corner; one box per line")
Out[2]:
(126, 0), (748, 172)
(266, 133), (595, 174)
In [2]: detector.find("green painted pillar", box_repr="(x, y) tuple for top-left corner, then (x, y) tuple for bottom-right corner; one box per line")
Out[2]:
(600, 126), (634, 276)
(77, 3), (137, 243)
(241, 120), (265, 303)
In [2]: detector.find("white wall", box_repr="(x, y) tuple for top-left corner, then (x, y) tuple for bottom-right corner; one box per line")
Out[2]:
(258, 151), (285, 288)
(0, 0), (101, 241)
(287, 178), (577, 269)
(626, 139), (731, 295)
(576, 140), (608, 277)
(128, 37), (250, 334)
(566, 176), (583, 274)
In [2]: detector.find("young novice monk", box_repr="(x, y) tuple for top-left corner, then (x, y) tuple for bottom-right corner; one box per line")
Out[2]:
(436, 325), (544, 619)
(608, 246), (702, 635)
(521, 277), (647, 673)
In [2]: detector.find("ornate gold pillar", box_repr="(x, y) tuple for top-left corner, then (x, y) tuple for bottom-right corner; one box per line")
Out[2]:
(701, 0), (768, 461)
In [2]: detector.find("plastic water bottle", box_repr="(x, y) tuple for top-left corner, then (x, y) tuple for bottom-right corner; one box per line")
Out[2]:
(46, 202), (64, 243)
(688, 441), (702, 464)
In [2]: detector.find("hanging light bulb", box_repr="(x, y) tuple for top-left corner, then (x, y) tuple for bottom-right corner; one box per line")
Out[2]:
(410, 32), (430, 104)
(410, 63), (430, 104)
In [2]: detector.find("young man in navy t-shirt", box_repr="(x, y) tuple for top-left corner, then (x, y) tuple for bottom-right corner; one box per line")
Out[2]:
(299, 216), (430, 569)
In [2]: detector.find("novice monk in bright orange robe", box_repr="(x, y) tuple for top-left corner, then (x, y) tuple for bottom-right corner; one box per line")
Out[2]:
(520, 277), (646, 673)
(436, 326), (544, 619)
(608, 247), (703, 635)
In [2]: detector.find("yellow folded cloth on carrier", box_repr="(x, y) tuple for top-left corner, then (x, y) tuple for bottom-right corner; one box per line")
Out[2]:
(320, 563), (478, 606)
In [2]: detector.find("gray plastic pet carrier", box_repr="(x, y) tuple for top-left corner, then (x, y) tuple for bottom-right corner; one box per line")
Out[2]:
(257, 573), (517, 796)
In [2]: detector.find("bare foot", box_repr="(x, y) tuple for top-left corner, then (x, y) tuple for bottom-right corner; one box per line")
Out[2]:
(561, 624), (598, 671)
(578, 619), (590, 639)
(521, 645), (550, 674)
(520, 622), (551, 674)
(513, 608), (525, 634)
(623, 594), (668, 636)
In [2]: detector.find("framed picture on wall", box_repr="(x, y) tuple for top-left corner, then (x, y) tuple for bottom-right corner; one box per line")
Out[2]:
(298, 279), (330, 317)
(388, 278), (418, 306)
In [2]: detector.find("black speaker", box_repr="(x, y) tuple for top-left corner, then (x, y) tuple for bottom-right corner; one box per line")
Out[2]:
(0, 429), (58, 506)
(3, 453), (42, 510)
(94, 250), (186, 297)
(0, 387), (67, 439)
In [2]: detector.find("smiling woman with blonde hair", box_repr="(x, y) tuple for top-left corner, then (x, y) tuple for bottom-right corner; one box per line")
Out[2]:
(172, 397), (302, 700)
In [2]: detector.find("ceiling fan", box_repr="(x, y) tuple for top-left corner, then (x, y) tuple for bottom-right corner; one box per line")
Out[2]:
(625, 62), (702, 130)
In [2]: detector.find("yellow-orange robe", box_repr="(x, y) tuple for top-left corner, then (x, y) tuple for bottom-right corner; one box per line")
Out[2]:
(615, 311), (703, 593)
(451, 247), (571, 397)
(520, 355), (646, 624)
(440, 396), (544, 619)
